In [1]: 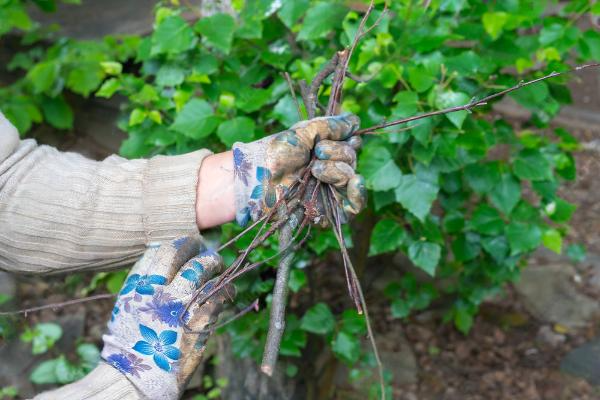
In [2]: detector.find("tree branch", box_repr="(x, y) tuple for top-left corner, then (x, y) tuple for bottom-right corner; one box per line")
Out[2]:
(357, 62), (600, 135)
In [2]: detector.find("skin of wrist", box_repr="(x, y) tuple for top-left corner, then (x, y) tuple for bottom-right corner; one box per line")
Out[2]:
(195, 151), (235, 229)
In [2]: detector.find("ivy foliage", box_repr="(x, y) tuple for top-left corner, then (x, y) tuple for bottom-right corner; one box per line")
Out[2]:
(1, 0), (598, 394)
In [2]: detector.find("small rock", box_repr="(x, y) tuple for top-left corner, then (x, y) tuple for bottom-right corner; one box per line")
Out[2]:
(515, 264), (600, 329)
(561, 337), (600, 386)
(537, 325), (566, 348)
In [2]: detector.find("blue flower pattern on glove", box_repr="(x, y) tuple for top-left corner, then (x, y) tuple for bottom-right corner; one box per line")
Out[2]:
(250, 167), (277, 209)
(120, 274), (167, 296)
(181, 259), (205, 286)
(111, 306), (120, 322)
(132, 324), (181, 372)
(233, 148), (251, 186)
(139, 289), (190, 328)
(106, 351), (151, 378)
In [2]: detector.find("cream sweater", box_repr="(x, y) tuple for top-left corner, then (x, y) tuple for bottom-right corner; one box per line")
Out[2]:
(0, 111), (212, 399)
(0, 112), (211, 274)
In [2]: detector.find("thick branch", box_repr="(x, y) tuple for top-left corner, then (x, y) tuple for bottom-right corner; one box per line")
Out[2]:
(261, 206), (302, 376)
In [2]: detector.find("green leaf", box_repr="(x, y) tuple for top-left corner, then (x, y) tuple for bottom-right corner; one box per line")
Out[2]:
(332, 331), (361, 364)
(566, 244), (586, 263)
(542, 229), (562, 254)
(395, 174), (439, 221)
(271, 95), (301, 127)
(408, 241), (441, 276)
(170, 99), (218, 139)
(26, 61), (59, 94)
(391, 91), (419, 118)
(407, 67), (435, 93)
(297, 3), (347, 41)
(128, 109), (146, 126)
(482, 11), (509, 40)
(391, 299), (411, 319)
(278, 0), (309, 28)
(216, 117), (255, 147)
(481, 236), (509, 262)
(454, 306), (473, 334)
(106, 270), (128, 294)
(510, 81), (550, 110)
(236, 87), (272, 113)
(32, 0), (56, 12)
(280, 319), (307, 357)
(30, 359), (59, 384)
(76, 343), (100, 369)
(151, 15), (196, 55)
(100, 61), (122, 75)
(489, 173), (521, 215)
(369, 219), (406, 256)
(288, 269), (307, 293)
(340, 310), (366, 335)
(464, 162), (501, 194)
(96, 78), (121, 98)
(506, 222), (542, 255)
(435, 90), (470, 129)
(300, 303), (335, 335)
(546, 198), (576, 223)
(195, 13), (236, 54)
(67, 63), (105, 97)
(512, 149), (552, 181)
(54, 356), (84, 384)
(451, 233), (480, 262)
(41, 96), (74, 130)
(470, 204), (504, 235)
(156, 64), (185, 87)
(358, 145), (402, 191)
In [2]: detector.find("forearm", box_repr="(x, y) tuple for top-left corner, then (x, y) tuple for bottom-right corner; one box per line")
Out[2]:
(0, 139), (210, 274)
(32, 363), (141, 400)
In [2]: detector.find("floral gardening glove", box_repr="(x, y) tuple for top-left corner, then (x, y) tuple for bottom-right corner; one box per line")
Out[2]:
(101, 236), (233, 400)
(233, 114), (367, 226)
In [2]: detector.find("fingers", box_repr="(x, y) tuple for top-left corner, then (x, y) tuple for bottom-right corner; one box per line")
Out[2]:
(170, 249), (225, 293)
(343, 175), (367, 216)
(314, 140), (356, 164)
(184, 279), (236, 332)
(311, 160), (355, 188)
(146, 236), (203, 281)
(291, 113), (360, 147)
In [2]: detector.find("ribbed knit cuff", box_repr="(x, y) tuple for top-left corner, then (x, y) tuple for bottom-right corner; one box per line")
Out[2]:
(143, 149), (212, 242)
(32, 363), (141, 400)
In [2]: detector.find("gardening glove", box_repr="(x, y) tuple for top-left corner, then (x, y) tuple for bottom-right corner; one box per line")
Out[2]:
(101, 236), (233, 400)
(233, 114), (367, 226)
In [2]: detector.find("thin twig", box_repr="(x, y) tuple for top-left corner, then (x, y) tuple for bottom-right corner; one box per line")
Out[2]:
(326, 191), (386, 400)
(356, 63), (600, 135)
(0, 293), (116, 316)
(283, 72), (304, 120)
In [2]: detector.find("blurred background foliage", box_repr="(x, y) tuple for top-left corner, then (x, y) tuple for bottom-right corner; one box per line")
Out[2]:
(1, 0), (599, 397)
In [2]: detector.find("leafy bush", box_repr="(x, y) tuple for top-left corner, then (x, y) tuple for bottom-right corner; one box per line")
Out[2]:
(2, 0), (598, 396)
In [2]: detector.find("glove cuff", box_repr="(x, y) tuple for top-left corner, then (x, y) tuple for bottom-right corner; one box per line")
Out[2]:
(232, 137), (271, 226)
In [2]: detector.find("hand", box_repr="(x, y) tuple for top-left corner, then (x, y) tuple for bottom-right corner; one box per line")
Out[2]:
(101, 236), (233, 399)
(232, 114), (367, 226)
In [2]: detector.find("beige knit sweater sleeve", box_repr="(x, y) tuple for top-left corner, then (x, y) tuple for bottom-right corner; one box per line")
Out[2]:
(0, 111), (212, 274)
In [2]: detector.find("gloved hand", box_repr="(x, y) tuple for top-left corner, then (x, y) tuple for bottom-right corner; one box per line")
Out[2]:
(101, 236), (233, 400)
(233, 114), (367, 226)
